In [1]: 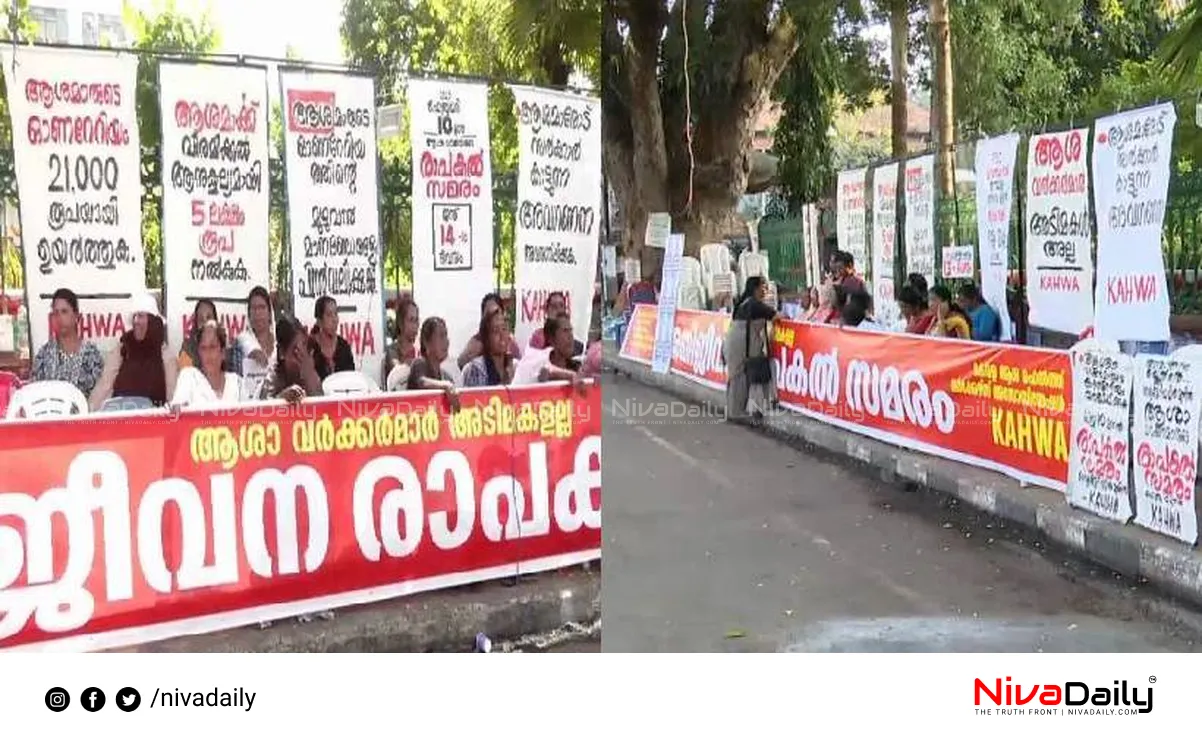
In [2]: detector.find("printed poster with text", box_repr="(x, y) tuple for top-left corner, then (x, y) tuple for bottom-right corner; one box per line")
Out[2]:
(1025, 128), (1093, 334)
(871, 163), (899, 329)
(511, 86), (601, 348)
(904, 154), (935, 287)
(836, 169), (868, 279)
(280, 69), (383, 383)
(772, 321), (1072, 490)
(651, 235), (685, 375)
(408, 79), (495, 353)
(973, 134), (1018, 342)
(1092, 103), (1175, 342)
(0, 46), (145, 354)
(1067, 348), (1134, 522)
(670, 308), (731, 390)
(1132, 353), (1200, 545)
(158, 61), (270, 355)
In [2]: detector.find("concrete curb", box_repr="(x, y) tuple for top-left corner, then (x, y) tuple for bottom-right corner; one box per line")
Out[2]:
(604, 347), (1202, 609)
(124, 567), (600, 653)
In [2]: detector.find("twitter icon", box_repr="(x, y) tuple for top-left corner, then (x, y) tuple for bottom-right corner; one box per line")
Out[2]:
(115, 687), (141, 712)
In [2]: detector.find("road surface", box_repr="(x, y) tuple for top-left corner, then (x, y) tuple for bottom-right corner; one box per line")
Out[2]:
(601, 372), (1202, 652)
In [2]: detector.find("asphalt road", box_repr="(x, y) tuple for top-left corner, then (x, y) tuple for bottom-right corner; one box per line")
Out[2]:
(601, 372), (1202, 653)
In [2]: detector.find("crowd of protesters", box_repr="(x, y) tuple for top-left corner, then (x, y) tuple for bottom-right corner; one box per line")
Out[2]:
(787, 250), (1003, 342)
(21, 285), (598, 415)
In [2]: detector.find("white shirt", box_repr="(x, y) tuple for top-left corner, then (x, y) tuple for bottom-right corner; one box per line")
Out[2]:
(513, 347), (554, 385)
(171, 367), (242, 409)
(237, 329), (276, 399)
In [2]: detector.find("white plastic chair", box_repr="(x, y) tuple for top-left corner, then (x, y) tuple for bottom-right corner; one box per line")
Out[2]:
(677, 282), (706, 311)
(100, 396), (154, 412)
(700, 243), (733, 300)
(321, 371), (379, 397)
(6, 381), (89, 420)
(738, 251), (770, 291)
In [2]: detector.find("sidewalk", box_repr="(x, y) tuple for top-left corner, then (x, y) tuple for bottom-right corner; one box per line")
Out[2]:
(604, 344), (1202, 609)
(123, 567), (599, 653)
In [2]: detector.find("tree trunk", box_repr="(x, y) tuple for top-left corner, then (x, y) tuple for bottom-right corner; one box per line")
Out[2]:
(929, 0), (955, 196)
(889, 0), (909, 158)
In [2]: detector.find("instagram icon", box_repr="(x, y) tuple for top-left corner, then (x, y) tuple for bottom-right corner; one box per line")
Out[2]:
(44, 687), (70, 712)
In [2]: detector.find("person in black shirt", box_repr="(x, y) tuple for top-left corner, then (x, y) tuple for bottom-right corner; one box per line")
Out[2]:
(724, 276), (780, 421)
(408, 316), (460, 410)
(309, 296), (356, 380)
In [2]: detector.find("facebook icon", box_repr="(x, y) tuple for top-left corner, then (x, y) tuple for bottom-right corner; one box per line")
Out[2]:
(80, 687), (106, 712)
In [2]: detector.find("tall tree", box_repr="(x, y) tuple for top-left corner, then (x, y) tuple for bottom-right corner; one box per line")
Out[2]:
(887, 0), (915, 157)
(606, 1), (842, 264)
(928, 0), (954, 195)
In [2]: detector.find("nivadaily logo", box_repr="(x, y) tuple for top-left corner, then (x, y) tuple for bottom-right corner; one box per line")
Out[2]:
(974, 676), (1155, 716)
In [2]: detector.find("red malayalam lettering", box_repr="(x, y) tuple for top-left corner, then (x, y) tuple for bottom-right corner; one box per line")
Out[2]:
(1075, 427), (1127, 482)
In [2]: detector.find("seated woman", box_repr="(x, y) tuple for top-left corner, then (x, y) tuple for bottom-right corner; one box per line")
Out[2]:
(261, 317), (323, 403)
(926, 285), (972, 340)
(462, 309), (515, 388)
(171, 320), (241, 409)
(383, 295), (419, 391)
(408, 317), (460, 409)
(513, 314), (589, 389)
(526, 291), (584, 356)
(180, 298), (244, 375)
(456, 292), (523, 368)
(90, 293), (178, 410)
(310, 295), (356, 380)
(32, 287), (105, 399)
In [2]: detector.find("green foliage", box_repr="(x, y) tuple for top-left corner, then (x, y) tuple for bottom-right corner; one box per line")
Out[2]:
(341, 0), (600, 288)
(0, 0), (35, 202)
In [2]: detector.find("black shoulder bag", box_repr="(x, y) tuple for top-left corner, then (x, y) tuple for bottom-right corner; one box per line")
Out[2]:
(743, 314), (773, 385)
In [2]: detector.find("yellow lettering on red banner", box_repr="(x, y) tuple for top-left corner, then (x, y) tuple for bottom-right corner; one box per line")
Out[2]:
(292, 408), (442, 454)
(773, 325), (795, 348)
(449, 397), (575, 441)
(990, 408), (1069, 463)
(190, 423), (282, 470)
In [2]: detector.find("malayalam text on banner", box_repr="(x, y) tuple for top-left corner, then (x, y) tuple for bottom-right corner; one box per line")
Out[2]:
(1025, 128), (1093, 335)
(871, 163), (899, 328)
(1132, 353), (1200, 544)
(511, 86), (602, 347)
(772, 321), (1072, 489)
(279, 69), (384, 381)
(0, 46), (146, 353)
(904, 155), (935, 287)
(974, 134), (1018, 342)
(158, 61), (271, 354)
(408, 79), (495, 353)
(0, 384), (602, 651)
(836, 169), (868, 278)
(1067, 347), (1134, 522)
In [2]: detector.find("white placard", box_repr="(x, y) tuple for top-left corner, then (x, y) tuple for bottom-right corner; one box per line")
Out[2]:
(1132, 353), (1200, 544)
(158, 61), (270, 355)
(511, 86), (602, 347)
(601, 244), (617, 278)
(973, 135), (1018, 341)
(279, 69), (383, 382)
(836, 169), (868, 277)
(0, 46), (145, 354)
(941, 245), (974, 279)
(1067, 348), (1134, 522)
(871, 162), (899, 328)
(903, 154), (935, 287)
(803, 203), (822, 287)
(408, 79), (495, 353)
(645, 212), (671, 249)
(1092, 103), (1175, 342)
(1025, 129), (1093, 334)
(651, 234), (684, 375)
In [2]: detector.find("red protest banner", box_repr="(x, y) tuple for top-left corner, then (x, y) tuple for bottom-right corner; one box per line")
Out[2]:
(670, 309), (730, 390)
(619, 303), (657, 365)
(0, 383), (601, 651)
(772, 321), (1072, 489)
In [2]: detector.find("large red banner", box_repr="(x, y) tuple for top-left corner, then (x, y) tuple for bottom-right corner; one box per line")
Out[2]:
(670, 309), (730, 390)
(0, 383), (601, 651)
(618, 304), (657, 364)
(772, 322), (1072, 489)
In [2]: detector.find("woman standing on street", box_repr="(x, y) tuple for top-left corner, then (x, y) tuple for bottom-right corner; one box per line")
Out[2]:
(723, 276), (780, 422)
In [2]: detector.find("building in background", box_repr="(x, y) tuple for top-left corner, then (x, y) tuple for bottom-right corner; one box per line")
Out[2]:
(28, 0), (127, 46)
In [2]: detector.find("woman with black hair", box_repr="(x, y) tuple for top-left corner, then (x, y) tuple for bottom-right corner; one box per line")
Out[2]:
(261, 317), (323, 403)
(90, 293), (179, 410)
(172, 320), (242, 408)
(462, 309), (515, 387)
(722, 276), (780, 421)
(408, 317), (460, 409)
(457, 292), (523, 368)
(383, 294), (420, 389)
(310, 295), (356, 380)
(926, 285), (972, 339)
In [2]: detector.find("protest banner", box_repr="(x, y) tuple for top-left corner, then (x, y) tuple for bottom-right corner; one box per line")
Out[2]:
(651, 235), (685, 375)
(904, 154), (936, 287)
(772, 321), (1072, 489)
(0, 383), (602, 651)
(1067, 347), (1134, 522)
(1132, 353), (1200, 544)
(511, 86), (602, 348)
(408, 79), (495, 353)
(618, 303), (657, 365)
(279, 69), (384, 382)
(670, 309), (730, 390)
(871, 163), (899, 328)
(158, 61), (271, 354)
(1092, 103), (1175, 342)
(0, 46), (145, 353)
(941, 246), (974, 279)
(836, 169), (868, 276)
(1024, 128), (1093, 335)
(974, 134), (1018, 341)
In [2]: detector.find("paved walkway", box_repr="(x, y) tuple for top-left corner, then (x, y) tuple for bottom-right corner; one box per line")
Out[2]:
(601, 372), (1202, 652)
